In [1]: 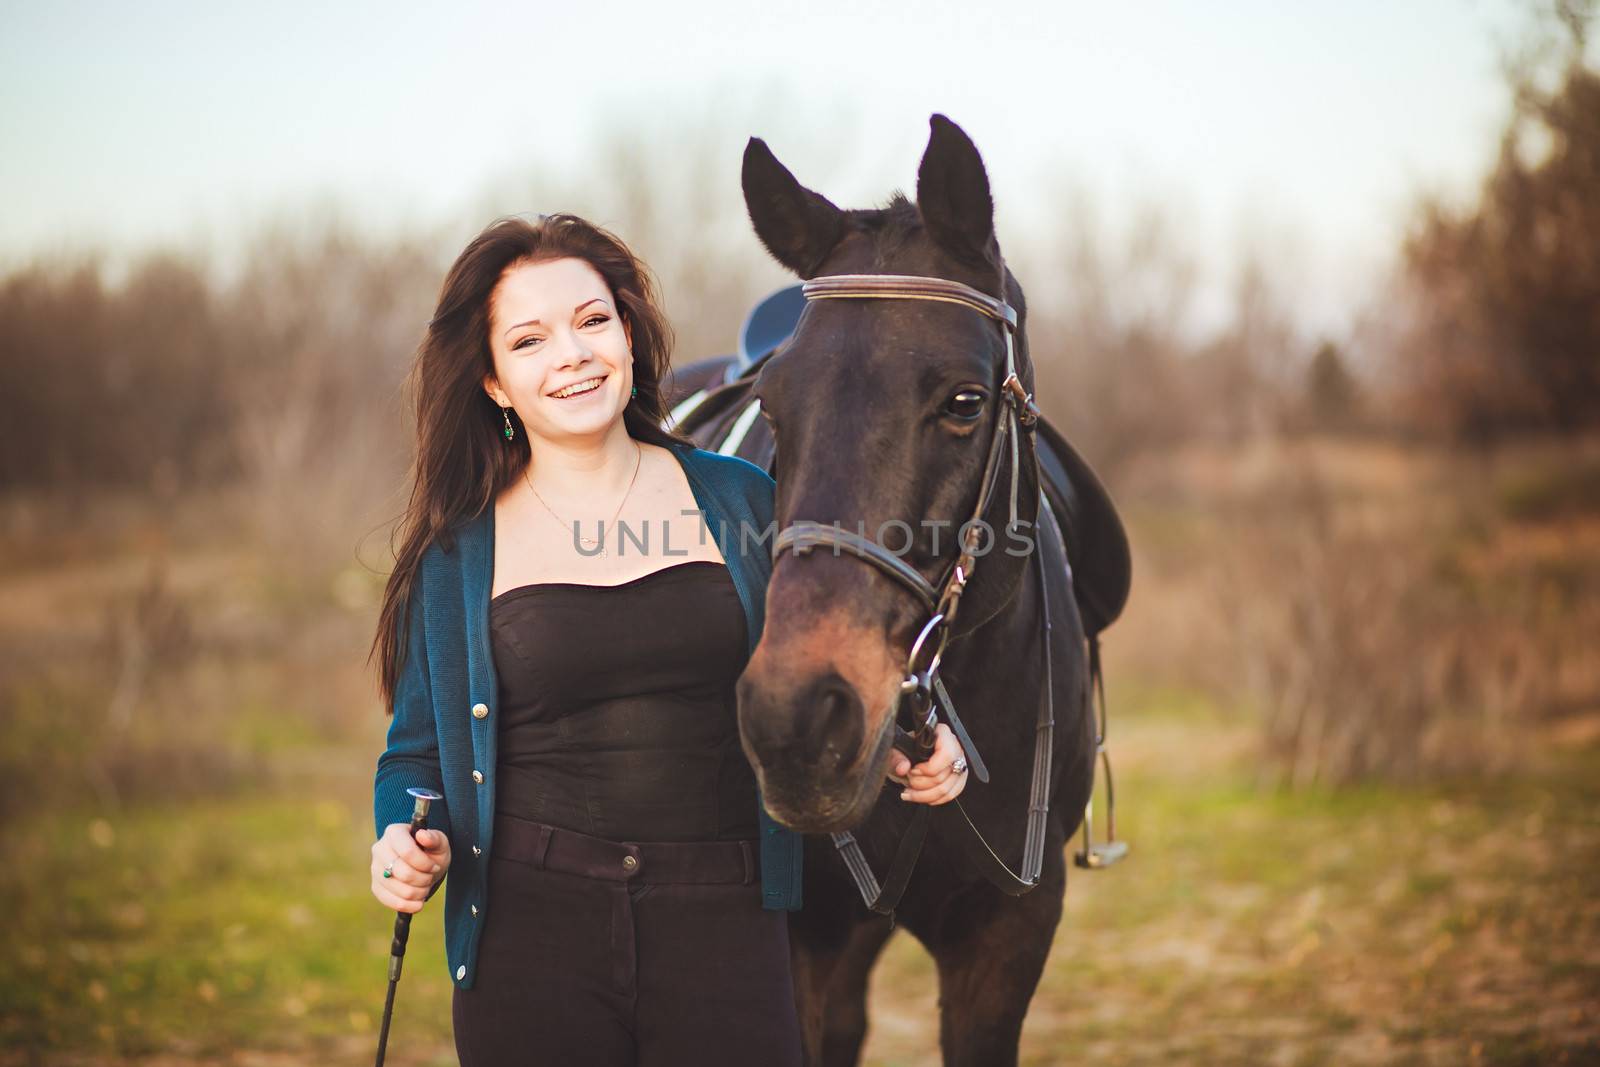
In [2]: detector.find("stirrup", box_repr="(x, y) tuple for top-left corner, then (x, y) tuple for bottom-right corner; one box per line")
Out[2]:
(1073, 746), (1129, 870)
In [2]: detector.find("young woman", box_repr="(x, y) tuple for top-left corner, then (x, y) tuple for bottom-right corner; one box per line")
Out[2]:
(367, 213), (969, 1066)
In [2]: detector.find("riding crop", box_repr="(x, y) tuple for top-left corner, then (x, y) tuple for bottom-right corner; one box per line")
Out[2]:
(373, 786), (443, 1067)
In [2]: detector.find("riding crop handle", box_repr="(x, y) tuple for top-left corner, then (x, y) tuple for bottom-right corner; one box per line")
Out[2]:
(385, 799), (432, 978)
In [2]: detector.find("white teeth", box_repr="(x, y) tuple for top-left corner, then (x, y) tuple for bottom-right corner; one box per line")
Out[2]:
(552, 377), (604, 399)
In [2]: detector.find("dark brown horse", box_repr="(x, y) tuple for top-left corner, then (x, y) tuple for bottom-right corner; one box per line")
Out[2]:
(668, 116), (1130, 1067)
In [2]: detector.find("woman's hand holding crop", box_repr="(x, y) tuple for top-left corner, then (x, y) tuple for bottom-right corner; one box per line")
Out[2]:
(370, 823), (451, 913)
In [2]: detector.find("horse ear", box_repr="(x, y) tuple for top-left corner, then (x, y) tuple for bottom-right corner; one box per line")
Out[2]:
(742, 137), (846, 279)
(915, 115), (995, 265)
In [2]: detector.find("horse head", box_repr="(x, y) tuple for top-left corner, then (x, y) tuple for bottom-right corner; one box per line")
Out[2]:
(735, 115), (1043, 833)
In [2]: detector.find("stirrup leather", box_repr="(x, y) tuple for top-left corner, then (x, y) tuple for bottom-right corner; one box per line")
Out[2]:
(1073, 634), (1129, 870)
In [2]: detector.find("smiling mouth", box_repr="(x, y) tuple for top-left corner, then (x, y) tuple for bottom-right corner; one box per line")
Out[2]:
(549, 375), (607, 400)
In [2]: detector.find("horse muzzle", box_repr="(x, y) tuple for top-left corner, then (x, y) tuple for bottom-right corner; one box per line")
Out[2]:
(735, 620), (902, 832)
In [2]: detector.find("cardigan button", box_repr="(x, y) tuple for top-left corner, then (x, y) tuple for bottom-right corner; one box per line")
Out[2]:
(471, 770), (484, 784)
(456, 965), (466, 981)
(471, 904), (478, 916)
(471, 703), (488, 719)
(472, 845), (482, 857)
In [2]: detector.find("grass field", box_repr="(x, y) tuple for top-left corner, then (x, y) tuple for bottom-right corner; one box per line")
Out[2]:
(1, 690), (1594, 1065)
(1, 440), (1597, 1065)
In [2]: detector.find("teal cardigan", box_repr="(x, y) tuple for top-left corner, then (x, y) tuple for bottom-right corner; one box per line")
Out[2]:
(372, 441), (803, 991)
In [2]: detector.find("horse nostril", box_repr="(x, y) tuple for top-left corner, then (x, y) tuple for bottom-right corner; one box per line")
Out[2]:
(800, 674), (865, 772)
(738, 670), (868, 774)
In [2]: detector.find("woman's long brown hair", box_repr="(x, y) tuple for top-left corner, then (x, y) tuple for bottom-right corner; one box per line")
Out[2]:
(373, 213), (693, 710)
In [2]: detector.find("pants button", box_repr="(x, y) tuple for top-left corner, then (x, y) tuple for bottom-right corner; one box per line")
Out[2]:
(621, 855), (638, 873)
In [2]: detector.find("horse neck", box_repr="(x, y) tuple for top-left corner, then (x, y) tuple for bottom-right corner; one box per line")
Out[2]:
(938, 545), (1050, 767)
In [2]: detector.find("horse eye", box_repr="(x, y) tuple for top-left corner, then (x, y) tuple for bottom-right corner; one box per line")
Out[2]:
(945, 390), (986, 420)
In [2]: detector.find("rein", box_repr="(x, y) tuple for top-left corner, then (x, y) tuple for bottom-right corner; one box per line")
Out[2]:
(768, 271), (1062, 915)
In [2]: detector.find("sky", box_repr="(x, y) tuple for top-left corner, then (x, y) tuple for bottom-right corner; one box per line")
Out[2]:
(0, 0), (1528, 335)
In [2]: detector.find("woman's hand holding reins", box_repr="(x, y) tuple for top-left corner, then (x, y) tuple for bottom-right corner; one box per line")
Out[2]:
(886, 721), (969, 805)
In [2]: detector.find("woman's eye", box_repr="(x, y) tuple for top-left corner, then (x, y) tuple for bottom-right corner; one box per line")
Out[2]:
(946, 390), (986, 420)
(512, 316), (605, 350)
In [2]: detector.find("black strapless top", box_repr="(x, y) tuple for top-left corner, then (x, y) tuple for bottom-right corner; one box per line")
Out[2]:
(489, 559), (757, 843)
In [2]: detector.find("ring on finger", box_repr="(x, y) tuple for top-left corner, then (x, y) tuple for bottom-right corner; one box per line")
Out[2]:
(382, 861), (395, 879)
(951, 757), (968, 776)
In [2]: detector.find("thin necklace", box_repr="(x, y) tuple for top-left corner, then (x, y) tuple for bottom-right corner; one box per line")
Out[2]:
(523, 441), (643, 559)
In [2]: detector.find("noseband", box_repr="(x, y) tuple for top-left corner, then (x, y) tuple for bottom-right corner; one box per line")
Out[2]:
(771, 272), (1041, 757)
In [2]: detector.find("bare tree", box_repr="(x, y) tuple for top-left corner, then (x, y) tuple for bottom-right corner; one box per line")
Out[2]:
(1397, 3), (1600, 439)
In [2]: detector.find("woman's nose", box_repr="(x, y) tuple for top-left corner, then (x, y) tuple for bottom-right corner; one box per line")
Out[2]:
(553, 332), (594, 368)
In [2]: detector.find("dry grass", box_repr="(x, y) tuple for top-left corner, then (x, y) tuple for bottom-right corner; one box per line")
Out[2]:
(1106, 434), (1600, 788)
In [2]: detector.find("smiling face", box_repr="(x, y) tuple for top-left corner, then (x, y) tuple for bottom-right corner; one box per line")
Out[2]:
(481, 256), (635, 444)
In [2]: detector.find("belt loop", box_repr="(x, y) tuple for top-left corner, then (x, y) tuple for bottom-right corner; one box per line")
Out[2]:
(740, 840), (756, 885)
(533, 824), (553, 869)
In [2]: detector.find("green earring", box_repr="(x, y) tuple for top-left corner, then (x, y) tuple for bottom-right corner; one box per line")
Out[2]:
(631, 386), (638, 398)
(501, 407), (515, 441)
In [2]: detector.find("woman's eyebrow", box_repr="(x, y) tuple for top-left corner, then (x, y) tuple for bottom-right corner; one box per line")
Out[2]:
(503, 298), (609, 339)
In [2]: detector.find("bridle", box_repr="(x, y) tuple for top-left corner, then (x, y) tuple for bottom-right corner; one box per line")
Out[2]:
(771, 272), (1040, 756)
(765, 269), (1062, 915)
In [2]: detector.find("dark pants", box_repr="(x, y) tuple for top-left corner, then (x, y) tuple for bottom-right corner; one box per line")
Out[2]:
(452, 813), (804, 1067)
